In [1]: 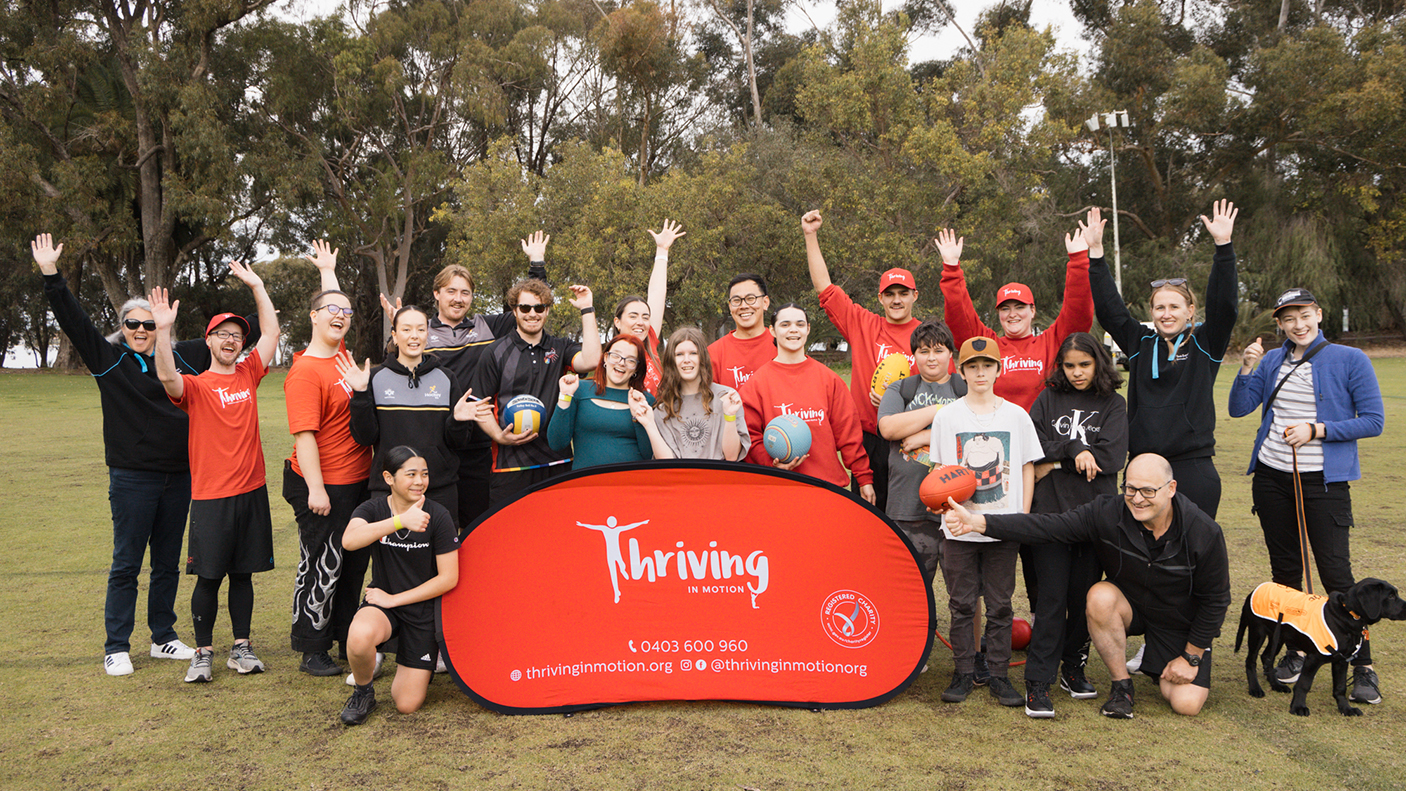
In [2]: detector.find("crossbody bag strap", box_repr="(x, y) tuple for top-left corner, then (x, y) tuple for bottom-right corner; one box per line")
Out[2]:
(1264, 339), (1329, 412)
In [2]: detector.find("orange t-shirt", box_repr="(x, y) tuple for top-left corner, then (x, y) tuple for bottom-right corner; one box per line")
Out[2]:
(284, 350), (373, 486)
(173, 349), (269, 500)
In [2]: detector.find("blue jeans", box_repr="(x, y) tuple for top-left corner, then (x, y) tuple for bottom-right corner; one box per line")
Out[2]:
(105, 468), (191, 654)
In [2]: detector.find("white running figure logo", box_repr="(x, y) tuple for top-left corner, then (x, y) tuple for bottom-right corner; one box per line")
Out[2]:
(578, 516), (649, 603)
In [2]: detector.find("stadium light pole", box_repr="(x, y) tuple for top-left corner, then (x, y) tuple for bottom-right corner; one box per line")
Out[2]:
(1086, 110), (1131, 295)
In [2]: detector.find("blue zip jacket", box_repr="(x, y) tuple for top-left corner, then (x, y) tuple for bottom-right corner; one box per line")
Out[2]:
(1227, 332), (1383, 483)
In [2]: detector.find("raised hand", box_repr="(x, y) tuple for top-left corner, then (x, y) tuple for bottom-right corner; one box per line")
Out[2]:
(305, 239), (338, 273)
(228, 260), (265, 291)
(559, 372), (580, 399)
(399, 495), (431, 532)
(1240, 337), (1264, 374)
(149, 287), (179, 331)
(801, 210), (823, 235)
(720, 389), (742, 417)
(453, 389), (482, 422)
(334, 350), (371, 392)
(379, 292), (402, 323)
(1082, 206), (1107, 258)
(1200, 199), (1238, 245)
(934, 228), (963, 266)
(521, 230), (550, 260)
(647, 219), (686, 252)
(31, 234), (63, 275)
(567, 284), (593, 311)
(1064, 228), (1089, 255)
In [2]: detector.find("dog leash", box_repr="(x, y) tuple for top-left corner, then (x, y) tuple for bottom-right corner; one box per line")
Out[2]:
(1291, 440), (1315, 596)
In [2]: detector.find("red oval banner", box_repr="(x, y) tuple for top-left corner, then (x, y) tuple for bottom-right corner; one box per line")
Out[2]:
(442, 462), (934, 713)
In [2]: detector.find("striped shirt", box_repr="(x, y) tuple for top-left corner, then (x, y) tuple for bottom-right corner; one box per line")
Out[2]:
(1257, 357), (1322, 472)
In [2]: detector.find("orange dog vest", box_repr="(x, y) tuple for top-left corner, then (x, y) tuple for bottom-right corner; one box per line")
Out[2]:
(1248, 582), (1357, 658)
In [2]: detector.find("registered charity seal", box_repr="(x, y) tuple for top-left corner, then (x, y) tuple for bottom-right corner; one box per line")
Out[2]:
(821, 589), (880, 649)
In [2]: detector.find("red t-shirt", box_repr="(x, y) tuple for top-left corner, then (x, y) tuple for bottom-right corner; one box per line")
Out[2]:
(817, 284), (920, 435)
(940, 250), (1094, 411)
(173, 349), (269, 500)
(708, 331), (777, 391)
(740, 357), (873, 489)
(284, 350), (373, 486)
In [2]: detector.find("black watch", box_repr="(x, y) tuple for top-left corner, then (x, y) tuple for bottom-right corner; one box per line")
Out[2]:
(1181, 651), (1201, 667)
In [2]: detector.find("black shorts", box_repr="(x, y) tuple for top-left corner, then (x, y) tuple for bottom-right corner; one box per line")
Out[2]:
(1128, 608), (1213, 689)
(361, 602), (438, 671)
(186, 486), (275, 577)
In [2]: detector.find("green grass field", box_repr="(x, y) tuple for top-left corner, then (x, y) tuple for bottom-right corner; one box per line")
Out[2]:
(2, 360), (1405, 790)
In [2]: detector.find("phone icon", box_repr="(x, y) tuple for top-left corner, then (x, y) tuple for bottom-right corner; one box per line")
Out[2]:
(628, 640), (637, 653)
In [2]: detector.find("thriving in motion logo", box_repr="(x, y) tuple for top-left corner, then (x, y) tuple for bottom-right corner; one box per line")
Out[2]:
(578, 515), (770, 607)
(577, 516), (649, 603)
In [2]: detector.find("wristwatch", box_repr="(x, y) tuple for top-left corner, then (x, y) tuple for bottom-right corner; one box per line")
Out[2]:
(1181, 651), (1202, 667)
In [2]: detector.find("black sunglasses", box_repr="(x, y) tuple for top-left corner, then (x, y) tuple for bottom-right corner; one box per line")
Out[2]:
(124, 319), (157, 331)
(514, 303), (549, 314)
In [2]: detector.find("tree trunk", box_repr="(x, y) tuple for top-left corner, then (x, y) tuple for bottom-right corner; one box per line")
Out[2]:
(745, 0), (761, 127)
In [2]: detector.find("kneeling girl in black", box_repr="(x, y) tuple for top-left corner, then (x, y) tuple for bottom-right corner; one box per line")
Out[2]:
(339, 446), (460, 725)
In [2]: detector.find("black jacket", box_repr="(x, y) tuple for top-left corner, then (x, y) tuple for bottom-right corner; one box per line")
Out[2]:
(43, 271), (258, 474)
(1090, 243), (1237, 461)
(984, 493), (1231, 650)
(1030, 387), (1128, 513)
(349, 353), (472, 493)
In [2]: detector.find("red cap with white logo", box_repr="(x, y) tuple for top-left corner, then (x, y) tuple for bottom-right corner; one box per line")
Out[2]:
(995, 283), (1034, 306)
(205, 313), (251, 338)
(879, 268), (917, 292)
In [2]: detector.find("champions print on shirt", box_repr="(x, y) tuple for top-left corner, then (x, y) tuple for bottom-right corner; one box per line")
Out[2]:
(955, 431), (1011, 509)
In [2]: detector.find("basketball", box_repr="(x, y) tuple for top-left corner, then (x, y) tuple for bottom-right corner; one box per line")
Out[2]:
(919, 464), (977, 511)
(763, 414), (812, 463)
(1011, 617), (1032, 651)
(870, 353), (911, 399)
(502, 394), (545, 434)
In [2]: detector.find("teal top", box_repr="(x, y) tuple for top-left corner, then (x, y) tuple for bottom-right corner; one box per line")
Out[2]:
(546, 386), (654, 469)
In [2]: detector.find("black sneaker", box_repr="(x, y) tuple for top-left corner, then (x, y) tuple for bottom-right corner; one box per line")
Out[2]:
(1349, 668), (1382, 704)
(1101, 678), (1135, 719)
(340, 684), (377, 726)
(988, 675), (1022, 707)
(1059, 665), (1098, 699)
(973, 652), (991, 686)
(1024, 679), (1054, 718)
(1274, 651), (1305, 684)
(300, 651), (344, 677)
(942, 672), (976, 703)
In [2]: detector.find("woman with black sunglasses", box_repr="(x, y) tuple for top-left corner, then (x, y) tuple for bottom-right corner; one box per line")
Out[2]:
(1087, 200), (1239, 518)
(34, 233), (267, 677)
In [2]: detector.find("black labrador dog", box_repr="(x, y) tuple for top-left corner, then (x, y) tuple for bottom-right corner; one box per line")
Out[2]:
(1235, 578), (1406, 716)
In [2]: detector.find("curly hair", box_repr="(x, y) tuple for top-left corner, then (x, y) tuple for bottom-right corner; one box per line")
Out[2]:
(1044, 332), (1124, 396)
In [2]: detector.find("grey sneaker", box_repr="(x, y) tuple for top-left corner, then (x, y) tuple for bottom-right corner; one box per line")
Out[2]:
(1350, 668), (1382, 704)
(227, 643), (265, 675)
(1274, 651), (1305, 684)
(988, 675), (1023, 707)
(346, 652), (385, 686)
(1101, 678), (1135, 719)
(340, 685), (377, 726)
(184, 648), (214, 683)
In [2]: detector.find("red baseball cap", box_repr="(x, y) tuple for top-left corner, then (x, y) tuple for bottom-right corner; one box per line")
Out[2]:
(995, 282), (1034, 306)
(205, 313), (251, 338)
(879, 268), (917, 292)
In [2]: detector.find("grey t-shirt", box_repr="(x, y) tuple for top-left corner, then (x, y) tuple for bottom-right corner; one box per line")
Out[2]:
(877, 376), (964, 521)
(653, 383), (751, 460)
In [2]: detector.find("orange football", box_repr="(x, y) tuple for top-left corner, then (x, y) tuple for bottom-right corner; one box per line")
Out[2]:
(919, 464), (977, 512)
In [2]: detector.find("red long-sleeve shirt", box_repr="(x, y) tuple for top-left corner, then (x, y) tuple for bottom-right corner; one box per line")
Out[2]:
(817, 284), (920, 434)
(708, 331), (777, 392)
(740, 357), (873, 488)
(940, 250), (1093, 411)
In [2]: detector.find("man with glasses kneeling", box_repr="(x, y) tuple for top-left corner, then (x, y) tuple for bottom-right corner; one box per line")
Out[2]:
(942, 453), (1230, 719)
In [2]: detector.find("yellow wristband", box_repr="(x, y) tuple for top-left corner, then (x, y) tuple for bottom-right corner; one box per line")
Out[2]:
(724, 414), (737, 422)
(560, 394), (572, 403)
(393, 514), (403, 530)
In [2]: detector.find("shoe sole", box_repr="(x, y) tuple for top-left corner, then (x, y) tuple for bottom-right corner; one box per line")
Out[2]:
(341, 699), (377, 726)
(1101, 710), (1134, 719)
(104, 659), (134, 677)
(1059, 679), (1098, 700)
(940, 692), (970, 703)
(184, 672), (212, 683)
(1025, 705), (1055, 718)
(301, 664), (345, 677)
(227, 661), (265, 675)
(1350, 693), (1382, 704)
(151, 645), (195, 660)
(1275, 672), (1302, 684)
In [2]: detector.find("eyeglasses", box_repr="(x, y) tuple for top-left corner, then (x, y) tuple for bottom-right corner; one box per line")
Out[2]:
(1150, 278), (1188, 288)
(210, 330), (244, 342)
(315, 304), (354, 317)
(123, 319), (156, 331)
(515, 303), (549, 314)
(1122, 480), (1172, 500)
(606, 351), (639, 369)
(727, 294), (765, 307)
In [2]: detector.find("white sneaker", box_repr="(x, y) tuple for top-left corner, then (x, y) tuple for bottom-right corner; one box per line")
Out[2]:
(346, 652), (385, 686)
(1126, 644), (1146, 674)
(104, 652), (134, 676)
(151, 639), (196, 660)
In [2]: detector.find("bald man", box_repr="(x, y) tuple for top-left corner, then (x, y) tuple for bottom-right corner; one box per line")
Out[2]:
(944, 454), (1230, 719)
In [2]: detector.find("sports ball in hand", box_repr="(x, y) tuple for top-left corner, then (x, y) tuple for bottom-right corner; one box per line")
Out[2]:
(919, 464), (977, 511)
(870, 353), (911, 399)
(502, 394), (545, 434)
(763, 414), (811, 463)
(1011, 617), (1032, 651)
